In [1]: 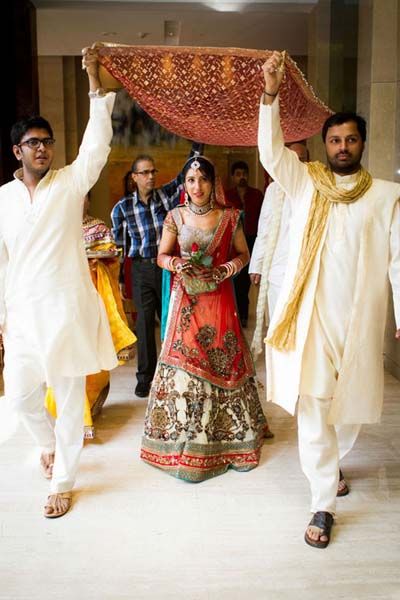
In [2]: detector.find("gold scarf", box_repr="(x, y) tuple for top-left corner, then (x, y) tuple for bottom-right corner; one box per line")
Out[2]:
(266, 161), (373, 352)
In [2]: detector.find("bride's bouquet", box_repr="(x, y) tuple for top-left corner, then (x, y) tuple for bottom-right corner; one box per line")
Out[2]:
(182, 243), (217, 295)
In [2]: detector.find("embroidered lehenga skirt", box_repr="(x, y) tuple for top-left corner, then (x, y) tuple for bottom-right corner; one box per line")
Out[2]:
(140, 207), (270, 482)
(141, 364), (268, 482)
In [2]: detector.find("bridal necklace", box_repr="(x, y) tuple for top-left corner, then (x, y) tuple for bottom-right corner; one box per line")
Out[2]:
(188, 199), (214, 216)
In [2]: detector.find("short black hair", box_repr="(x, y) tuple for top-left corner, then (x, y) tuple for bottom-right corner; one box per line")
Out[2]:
(322, 112), (367, 143)
(231, 160), (249, 175)
(10, 116), (53, 146)
(131, 154), (154, 173)
(182, 155), (215, 185)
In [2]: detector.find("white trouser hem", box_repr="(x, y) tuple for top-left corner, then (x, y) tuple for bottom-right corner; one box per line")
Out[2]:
(298, 395), (361, 516)
(49, 481), (74, 494)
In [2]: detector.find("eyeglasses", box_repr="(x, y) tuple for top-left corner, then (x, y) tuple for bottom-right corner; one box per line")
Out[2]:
(133, 169), (158, 177)
(18, 137), (56, 149)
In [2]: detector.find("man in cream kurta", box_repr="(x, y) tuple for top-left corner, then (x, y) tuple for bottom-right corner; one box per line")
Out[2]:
(249, 145), (358, 499)
(259, 52), (400, 548)
(0, 48), (118, 518)
(249, 142), (308, 319)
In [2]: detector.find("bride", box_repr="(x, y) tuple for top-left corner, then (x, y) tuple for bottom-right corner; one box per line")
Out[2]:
(140, 155), (272, 482)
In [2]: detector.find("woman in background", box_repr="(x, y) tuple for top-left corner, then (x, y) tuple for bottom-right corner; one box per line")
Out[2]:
(45, 194), (136, 441)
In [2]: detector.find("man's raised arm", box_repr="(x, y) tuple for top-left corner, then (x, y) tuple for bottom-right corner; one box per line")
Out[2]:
(258, 52), (308, 201)
(68, 45), (116, 197)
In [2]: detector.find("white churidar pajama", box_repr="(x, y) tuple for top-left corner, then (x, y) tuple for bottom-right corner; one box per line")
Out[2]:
(298, 396), (361, 514)
(258, 97), (400, 515)
(0, 93), (118, 493)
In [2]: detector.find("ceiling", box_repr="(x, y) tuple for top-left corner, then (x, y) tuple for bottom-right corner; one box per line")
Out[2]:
(33, 0), (317, 56)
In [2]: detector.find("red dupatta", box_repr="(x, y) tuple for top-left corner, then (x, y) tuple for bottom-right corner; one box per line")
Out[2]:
(159, 207), (255, 389)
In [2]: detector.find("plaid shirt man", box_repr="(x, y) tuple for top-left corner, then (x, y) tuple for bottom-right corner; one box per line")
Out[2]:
(111, 176), (183, 258)
(111, 146), (202, 397)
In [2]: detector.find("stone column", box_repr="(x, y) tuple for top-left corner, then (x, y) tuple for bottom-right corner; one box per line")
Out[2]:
(307, 0), (332, 163)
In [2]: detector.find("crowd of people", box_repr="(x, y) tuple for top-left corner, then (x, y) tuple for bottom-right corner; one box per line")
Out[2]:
(0, 46), (399, 552)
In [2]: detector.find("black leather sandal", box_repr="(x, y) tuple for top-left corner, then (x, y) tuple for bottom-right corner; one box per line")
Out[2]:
(304, 511), (334, 549)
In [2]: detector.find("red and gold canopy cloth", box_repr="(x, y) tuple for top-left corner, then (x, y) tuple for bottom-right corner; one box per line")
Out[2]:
(97, 43), (332, 146)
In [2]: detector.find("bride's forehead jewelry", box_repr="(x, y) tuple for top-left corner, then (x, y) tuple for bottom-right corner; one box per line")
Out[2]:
(190, 159), (201, 170)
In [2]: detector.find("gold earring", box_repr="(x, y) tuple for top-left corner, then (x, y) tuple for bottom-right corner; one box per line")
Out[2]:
(184, 192), (189, 207)
(210, 190), (215, 208)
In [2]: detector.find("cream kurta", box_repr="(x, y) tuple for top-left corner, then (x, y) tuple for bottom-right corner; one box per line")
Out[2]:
(0, 93), (118, 381)
(249, 181), (291, 289)
(258, 98), (400, 424)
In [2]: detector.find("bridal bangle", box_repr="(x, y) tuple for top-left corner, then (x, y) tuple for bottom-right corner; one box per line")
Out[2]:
(219, 258), (244, 279)
(167, 256), (178, 272)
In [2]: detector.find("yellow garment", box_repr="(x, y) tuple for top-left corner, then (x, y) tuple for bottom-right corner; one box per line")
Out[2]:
(88, 241), (115, 252)
(267, 161), (373, 352)
(95, 258), (136, 358)
(45, 252), (136, 436)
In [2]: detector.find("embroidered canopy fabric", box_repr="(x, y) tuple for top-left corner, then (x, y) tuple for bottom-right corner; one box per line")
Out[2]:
(98, 44), (332, 146)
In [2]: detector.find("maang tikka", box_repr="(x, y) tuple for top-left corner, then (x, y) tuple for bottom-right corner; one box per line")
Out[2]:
(190, 159), (201, 170)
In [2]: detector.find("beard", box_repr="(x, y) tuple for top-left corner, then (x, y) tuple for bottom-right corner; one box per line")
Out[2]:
(327, 153), (362, 175)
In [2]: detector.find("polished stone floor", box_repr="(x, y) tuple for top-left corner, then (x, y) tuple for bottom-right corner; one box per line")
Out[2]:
(0, 322), (400, 600)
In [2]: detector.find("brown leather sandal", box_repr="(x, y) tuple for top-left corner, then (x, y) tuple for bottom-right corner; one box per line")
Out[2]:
(304, 511), (334, 549)
(44, 492), (72, 519)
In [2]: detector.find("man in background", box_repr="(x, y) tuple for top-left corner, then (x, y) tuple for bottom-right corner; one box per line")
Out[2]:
(249, 142), (308, 321)
(226, 161), (263, 327)
(111, 145), (202, 398)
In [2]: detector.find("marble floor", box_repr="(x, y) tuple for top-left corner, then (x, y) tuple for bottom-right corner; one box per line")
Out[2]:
(1, 320), (400, 600)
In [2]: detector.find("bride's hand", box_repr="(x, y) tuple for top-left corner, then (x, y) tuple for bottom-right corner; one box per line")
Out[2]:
(188, 264), (214, 282)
